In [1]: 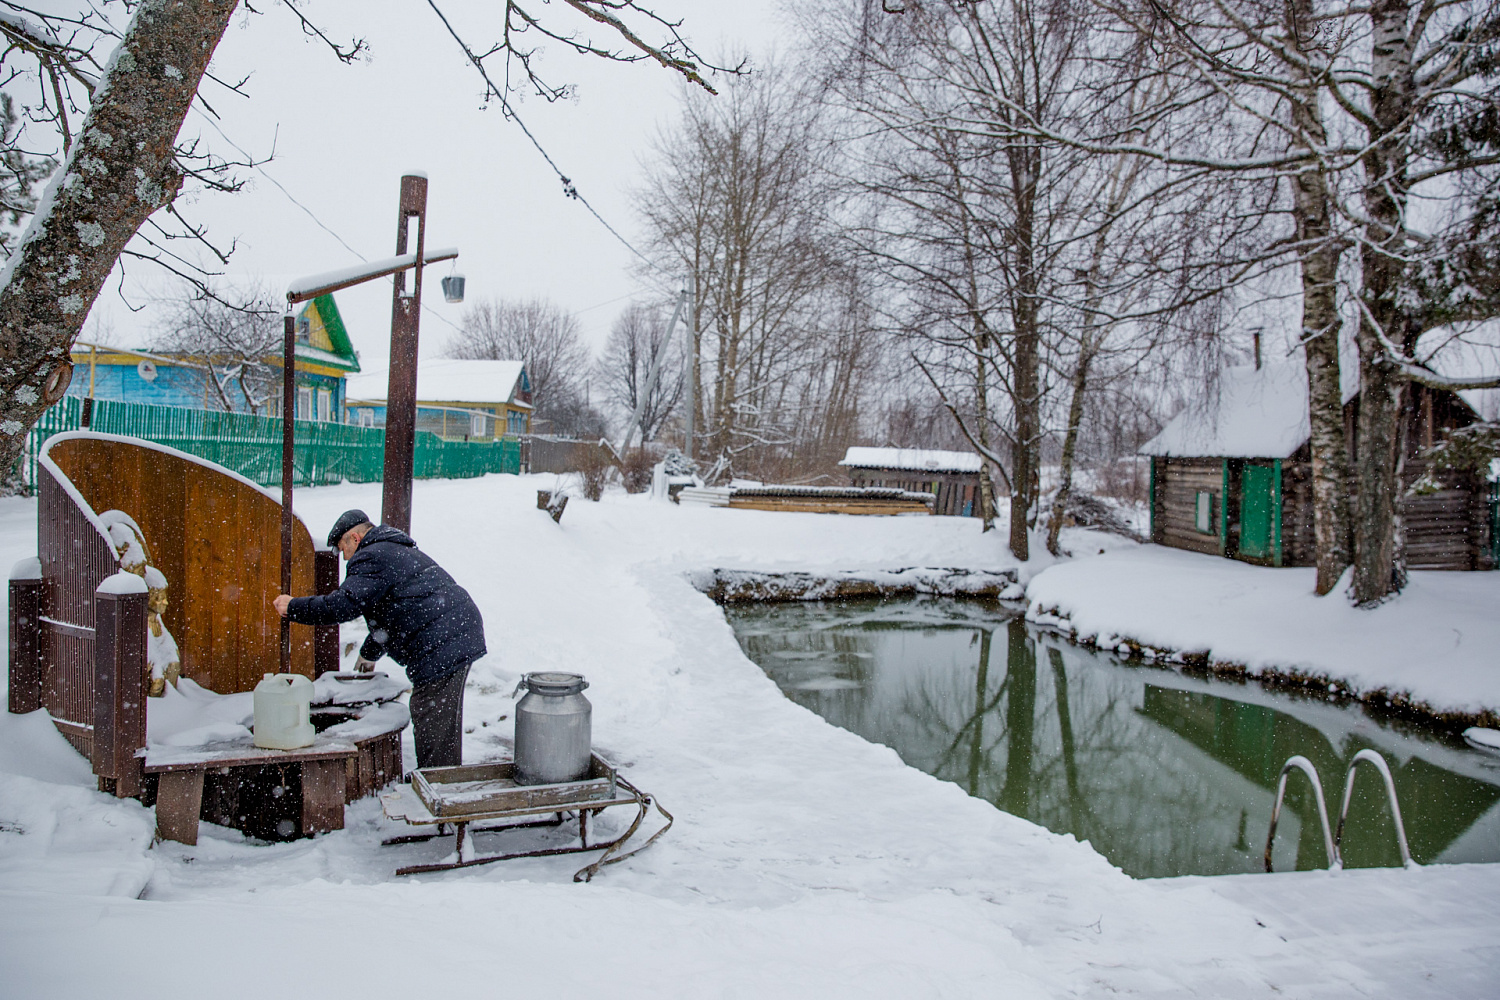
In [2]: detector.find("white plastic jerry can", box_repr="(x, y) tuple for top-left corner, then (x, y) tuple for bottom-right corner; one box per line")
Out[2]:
(253, 673), (316, 750)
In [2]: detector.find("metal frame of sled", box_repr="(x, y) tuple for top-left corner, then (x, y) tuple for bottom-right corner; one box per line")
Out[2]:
(379, 754), (671, 882)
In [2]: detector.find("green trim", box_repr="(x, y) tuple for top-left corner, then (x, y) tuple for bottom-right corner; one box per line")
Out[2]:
(1220, 460), (1230, 556)
(1272, 458), (1283, 567)
(300, 294), (360, 372)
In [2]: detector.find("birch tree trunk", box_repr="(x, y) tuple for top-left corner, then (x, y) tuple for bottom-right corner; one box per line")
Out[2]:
(1352, 0), (1417, 604)
(1286, 0), (1353, 596)
(0, 0), (239, 471)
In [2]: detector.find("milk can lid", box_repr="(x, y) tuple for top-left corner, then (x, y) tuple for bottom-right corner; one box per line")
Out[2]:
(523, 671), (588, 695)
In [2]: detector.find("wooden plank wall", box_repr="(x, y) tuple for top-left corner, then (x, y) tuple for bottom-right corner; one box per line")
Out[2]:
(47, 438), (319, 693)
(848, 468), (980, 517)
(1278, 456), (1317, 568)
(37, 465), (115, 756)
(1153, 458), (1223, 556)
(1400, 462), (1484, 571)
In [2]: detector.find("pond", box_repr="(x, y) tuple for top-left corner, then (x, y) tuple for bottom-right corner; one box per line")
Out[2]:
(725, 597), (1500, 878)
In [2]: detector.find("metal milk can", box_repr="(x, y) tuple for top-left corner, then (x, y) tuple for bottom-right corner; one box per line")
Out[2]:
(513, 672), (592, 785)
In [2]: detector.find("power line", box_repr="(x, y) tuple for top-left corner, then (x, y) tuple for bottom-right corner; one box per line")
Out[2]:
(195, 109), (468, 338)
(424, 0), (656, 269)
(195, 113), (367, 262)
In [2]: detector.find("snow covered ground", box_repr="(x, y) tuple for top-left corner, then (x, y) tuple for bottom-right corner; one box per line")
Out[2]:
(1027, 545), (1500, 720)
(2, 474), (1498, 998)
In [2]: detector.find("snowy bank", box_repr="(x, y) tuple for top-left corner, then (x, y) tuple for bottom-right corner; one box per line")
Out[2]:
(1027, 544), (1500, 723)
(3, 479), (1499, 998)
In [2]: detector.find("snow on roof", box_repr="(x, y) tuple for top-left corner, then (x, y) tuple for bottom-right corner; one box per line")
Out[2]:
(839, 447), (983, 473)
(1418, 320), (1500, 422)
(1138, 363), (1357, 459)
(345, 359), (526, 405)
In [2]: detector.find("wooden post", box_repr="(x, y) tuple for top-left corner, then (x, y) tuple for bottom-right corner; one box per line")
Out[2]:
(313, 548), (340, 676)
(281, 313), (296, 674)
(93, 578), (148, 798)
(8, 562), (43, 714)
(381, 173), (428, 534)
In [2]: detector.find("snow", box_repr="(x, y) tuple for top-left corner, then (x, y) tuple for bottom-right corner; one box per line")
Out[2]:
(284, 246), (458, 300)
(1139, 363), (1359, 458)
(9, 556), (39, 580)
(1464, 728), (1500, 752)
(1, 478), (1498, 997)
(345, 358), (526, 406)
(95, 570), (146, 595)
(1417, 320), (1500, 420)
(1027, 544), (1500, 715)
(840, 446), (984, 473)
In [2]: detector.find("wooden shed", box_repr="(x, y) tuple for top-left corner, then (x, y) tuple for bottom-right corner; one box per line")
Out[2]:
(1141, 364), (1495, 570)
(839, 447), (983, 517)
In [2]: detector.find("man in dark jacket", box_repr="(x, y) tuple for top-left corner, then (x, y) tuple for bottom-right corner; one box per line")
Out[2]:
(273, 509), (486, 768)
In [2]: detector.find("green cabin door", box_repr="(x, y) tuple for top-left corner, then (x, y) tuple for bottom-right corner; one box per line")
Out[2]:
(1240, 464), (1276, 560)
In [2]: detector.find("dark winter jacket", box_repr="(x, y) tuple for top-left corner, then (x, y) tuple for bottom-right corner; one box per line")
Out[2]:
(285, 525), (486, 685)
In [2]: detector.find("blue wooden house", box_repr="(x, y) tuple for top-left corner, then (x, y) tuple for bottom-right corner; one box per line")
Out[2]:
(68, 295), (360, 421)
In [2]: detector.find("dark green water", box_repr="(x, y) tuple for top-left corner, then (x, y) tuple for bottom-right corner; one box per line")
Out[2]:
(725, 597), (1500, 878)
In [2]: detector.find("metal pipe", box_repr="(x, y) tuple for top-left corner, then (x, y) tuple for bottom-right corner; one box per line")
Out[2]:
(1264, 754), (1338, 872)
(685, 273), (696, 461)
(286, 248), (458, 304)
(280, 312), (296, 674)
(381, 174), (428, 533)
(1335, 749), (1413, 868)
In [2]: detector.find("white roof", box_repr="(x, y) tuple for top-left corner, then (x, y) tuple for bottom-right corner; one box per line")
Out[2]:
(1418, 321), (1500, 421)
(1139, 363), (1359, 459)
(345, 359), (525, 405)
(839, 447), (983, 473)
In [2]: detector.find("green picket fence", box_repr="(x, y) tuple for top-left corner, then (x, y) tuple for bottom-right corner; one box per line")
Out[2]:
(22, 397), (521, 492)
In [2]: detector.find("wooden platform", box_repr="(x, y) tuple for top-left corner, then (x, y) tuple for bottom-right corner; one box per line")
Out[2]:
(143, 733), (359, 846)
(679, 485), (934, 516)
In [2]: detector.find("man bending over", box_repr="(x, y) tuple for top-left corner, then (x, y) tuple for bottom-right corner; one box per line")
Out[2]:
(274, 509), (486, 768)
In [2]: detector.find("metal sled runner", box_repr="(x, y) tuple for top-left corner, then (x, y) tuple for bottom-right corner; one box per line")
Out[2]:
(379, 753), (672, 882)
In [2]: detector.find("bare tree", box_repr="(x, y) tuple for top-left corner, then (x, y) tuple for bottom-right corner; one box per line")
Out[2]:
(0, 0), (729, 474)
(152, 283), (282, 414)
(597, 302), (684, 444)
(448, 296), (597, 436)
(637, 62), (850, 481)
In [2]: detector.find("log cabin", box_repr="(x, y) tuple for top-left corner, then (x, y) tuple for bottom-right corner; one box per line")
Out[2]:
(1140, 363), (1495, 570)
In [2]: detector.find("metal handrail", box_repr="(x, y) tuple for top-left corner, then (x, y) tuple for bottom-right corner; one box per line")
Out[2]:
(1264, 755), (1339, 872)
(1334, 749), (1414, 869)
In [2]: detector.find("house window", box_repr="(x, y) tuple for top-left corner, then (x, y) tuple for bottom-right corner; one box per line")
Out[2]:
(508, 410), (527, 435)
(358, 408), (375, 428)
(470, 412), (487, 437)
(1194, 491), (1214, 534)
(297, 386), (312, 421)
(317, 389), (332, 423)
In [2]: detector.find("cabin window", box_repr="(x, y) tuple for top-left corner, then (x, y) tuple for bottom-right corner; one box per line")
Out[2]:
(1194, 491), (1214, 534)
(470, 412), (487, 437)
(296, 387), (312, 421)
(317, 389), (332, 423)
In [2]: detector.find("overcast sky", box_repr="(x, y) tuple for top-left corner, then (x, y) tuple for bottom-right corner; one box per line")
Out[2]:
(82, 0), (785, 372)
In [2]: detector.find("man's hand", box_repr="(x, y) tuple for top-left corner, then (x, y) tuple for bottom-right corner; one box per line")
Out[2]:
(273, 594), (293, 617)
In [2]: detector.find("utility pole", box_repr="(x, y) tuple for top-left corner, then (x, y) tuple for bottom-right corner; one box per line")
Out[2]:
(382, 173), (428, 534)
(685, 272), (697, 461)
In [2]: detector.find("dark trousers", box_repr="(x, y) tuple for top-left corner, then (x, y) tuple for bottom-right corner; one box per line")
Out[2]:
(410, 662), (470, 769)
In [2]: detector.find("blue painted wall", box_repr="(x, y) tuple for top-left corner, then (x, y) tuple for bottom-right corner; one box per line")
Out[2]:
(68, 360), (346, 418)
